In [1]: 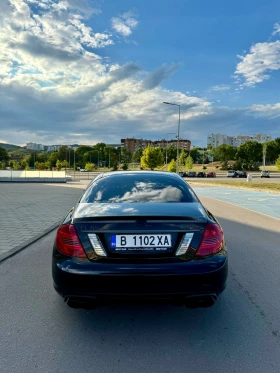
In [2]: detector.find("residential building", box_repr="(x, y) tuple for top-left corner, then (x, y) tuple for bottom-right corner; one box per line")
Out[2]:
(121, 138), (191, 153)
(207, 133), (272, 148)
(26, 142), (44, 151)
(207, 134), (228, 148)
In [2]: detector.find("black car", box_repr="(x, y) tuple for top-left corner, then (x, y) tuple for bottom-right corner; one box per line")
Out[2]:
(178, 171), (188, 177)
(197, 172), (206, 178)
(187, 172), (197, 177)
(52, 171), (228, 309)
(232, 171), (247, 178)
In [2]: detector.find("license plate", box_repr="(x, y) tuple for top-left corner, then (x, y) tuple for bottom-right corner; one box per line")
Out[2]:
(111, 234), (171, 250)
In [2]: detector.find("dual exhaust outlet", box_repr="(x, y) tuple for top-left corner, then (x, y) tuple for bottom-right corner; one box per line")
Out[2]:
(66, 294), (217, 309)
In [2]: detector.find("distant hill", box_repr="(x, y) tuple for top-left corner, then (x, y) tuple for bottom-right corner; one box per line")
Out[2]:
(0, 143), (22, 150)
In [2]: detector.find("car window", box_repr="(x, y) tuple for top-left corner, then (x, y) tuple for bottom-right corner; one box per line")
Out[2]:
(81, 174), (198, 203)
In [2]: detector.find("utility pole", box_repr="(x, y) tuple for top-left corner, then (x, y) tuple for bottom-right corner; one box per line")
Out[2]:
(163, 102), (181, 173)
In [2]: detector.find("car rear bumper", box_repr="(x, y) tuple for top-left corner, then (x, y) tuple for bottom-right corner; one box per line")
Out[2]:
(52, 253), (228, 301)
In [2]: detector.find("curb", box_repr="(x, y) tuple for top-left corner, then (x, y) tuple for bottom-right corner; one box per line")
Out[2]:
(0, 221), (61, 264)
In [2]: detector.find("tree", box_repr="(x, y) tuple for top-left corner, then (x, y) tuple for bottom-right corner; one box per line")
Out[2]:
(185, 156), (194, 171)
(276, 156), (280, 171)
(235, 141), (262, 163)
(57, 145), (71, 161)
(0, 147), (9, 163)
(132, 148), (143, 163)
(12, 161), (21, 170)
(56, 160), (62, 170)
(189, 148), (200, 163)
(61, 160), (69, 169)
(0, 161), (6, 170)
(48, 152), (59, 168)
(166, 146), (177, 164)
(85, 162), (95, 171)
(168, 159), (176, 172)
(140, 145), (164, 170)
(178, 149), (186, 170)
(211, 144), (236, 162)
(37, 153), (48, 163)
(120, 147), (132, 164)
(35, 161), (47, 170)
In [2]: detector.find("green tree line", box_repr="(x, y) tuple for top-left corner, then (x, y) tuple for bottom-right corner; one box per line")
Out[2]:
(1, 137), (280, 172)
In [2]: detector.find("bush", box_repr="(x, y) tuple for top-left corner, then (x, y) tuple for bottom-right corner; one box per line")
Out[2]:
(220, 161), (229, 170)
(122, 163), (129, 170)
(276, 156), (280, 171)
(112, 163), (118, 171)
(203, 166), (207, 170)
(85, 163), (95, 171)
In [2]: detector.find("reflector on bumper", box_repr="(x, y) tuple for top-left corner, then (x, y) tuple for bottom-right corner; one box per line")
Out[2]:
(176, 233), (194, 256)
(88, 234), (107, 257)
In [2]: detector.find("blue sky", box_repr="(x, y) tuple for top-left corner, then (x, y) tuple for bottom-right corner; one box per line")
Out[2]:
(0, 0), (280, 147)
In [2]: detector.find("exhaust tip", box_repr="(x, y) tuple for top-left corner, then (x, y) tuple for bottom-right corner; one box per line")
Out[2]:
(66, 297), (99, 309)
(184, 295), (217, 308)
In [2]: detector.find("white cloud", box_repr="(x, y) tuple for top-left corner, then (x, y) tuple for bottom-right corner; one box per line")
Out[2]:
(250, 103), (280, 119)
(235, 23), (280, 87)
(0, 1), (213, 146)
(272, 22), (280, 36)
(111, 11), (138, 37)
(209, 84), (230, 92)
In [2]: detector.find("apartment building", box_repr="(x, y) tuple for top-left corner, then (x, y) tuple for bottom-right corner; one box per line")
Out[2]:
(121, 138), (191, 153)
(207, 133), (272, 148)
(26, 142), (44, 151)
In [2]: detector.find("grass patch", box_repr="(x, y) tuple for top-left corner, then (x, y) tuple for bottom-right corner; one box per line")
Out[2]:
(188, 180), (280, 192)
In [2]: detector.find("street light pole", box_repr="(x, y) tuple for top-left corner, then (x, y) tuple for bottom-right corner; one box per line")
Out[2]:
(163, 102), (181, 173)
(166, 132), (176, 171)
(73, 147), (77, 179)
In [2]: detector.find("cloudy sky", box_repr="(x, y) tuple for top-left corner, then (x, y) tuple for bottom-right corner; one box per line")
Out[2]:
(0, 0), (280, 147)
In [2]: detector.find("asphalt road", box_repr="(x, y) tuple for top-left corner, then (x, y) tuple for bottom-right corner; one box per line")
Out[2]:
(0, 198), (280, 373)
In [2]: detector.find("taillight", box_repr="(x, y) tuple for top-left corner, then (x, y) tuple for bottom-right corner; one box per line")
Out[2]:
(55, 224), (86, 258)
(196, 223), (224, 257)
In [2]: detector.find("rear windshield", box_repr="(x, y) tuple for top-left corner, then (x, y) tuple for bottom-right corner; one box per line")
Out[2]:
(81, 174), (198, 203)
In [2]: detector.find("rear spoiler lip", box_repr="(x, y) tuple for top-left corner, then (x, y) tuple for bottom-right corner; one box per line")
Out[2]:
(72, 216), (208, 223)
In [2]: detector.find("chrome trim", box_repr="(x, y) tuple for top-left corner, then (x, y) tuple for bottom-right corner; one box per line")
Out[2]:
(88, 234), (107, 257)
(176, 233), (194, 256)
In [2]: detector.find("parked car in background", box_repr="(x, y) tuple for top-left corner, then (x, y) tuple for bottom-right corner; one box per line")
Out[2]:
(227, 170), (235, 177)
(206, 172), (216, 178)
(235, 171), (247, 178)
(261, 170), (270, 178)
(231, 171), (247, 178)
(197, 172), (206, 178)
(187, 172), (197, 177)
(178, 172), (188, 177)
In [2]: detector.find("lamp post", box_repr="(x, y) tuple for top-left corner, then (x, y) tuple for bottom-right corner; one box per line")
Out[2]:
(96, 150), (100, 169)
(163, 102), (181, 173)
(166, 132), (176, 171)
(263, 143), (267, 171)
(73, 147), (78, 179)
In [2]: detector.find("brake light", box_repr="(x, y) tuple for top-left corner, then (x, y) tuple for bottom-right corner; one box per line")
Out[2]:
(55, 224), (86, 258)
(196, 223), (224, 257)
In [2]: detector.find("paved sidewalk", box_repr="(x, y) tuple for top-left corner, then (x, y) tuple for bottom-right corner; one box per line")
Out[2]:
(0, 183), (83, 261)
